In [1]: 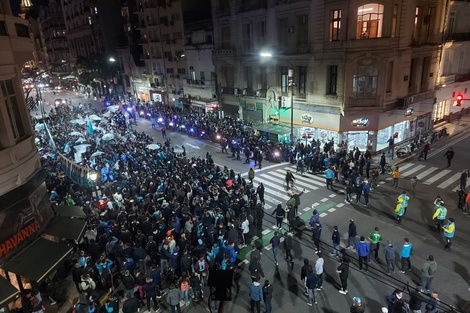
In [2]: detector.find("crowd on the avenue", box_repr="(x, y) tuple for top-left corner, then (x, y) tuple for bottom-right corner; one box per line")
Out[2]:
(26, 100), (460, 313)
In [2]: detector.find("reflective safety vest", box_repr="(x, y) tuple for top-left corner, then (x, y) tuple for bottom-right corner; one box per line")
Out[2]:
(443, 221), (455, 238)
(437, 207), (447, 220)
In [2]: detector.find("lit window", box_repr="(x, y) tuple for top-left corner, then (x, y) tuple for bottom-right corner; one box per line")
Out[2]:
(94, 7), (98, 14)
(330, 9), (341, 41)
(88, 17), (92, 25)
(356, 3), (384, 39)
(280, 66), (288, 93)
(1, 80), (27, 142)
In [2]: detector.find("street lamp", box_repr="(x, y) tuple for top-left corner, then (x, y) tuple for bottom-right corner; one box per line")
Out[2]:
(109, 57), (116, 62)
(260, 51), (295, 145)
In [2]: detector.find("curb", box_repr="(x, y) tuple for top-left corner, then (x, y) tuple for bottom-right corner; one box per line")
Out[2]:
(393, 153), (416, 166)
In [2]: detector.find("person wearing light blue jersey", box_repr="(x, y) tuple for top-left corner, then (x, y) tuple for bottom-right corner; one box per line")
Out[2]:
(399, 238), (413, 273)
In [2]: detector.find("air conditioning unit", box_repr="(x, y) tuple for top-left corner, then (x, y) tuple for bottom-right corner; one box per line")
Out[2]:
(234, 88), (239, 96)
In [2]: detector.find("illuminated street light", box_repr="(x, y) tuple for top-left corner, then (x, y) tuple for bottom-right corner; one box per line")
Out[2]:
(109, 57), (116, 62)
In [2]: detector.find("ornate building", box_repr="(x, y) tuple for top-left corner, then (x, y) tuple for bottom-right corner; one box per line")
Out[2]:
(211, 0), (446, 151)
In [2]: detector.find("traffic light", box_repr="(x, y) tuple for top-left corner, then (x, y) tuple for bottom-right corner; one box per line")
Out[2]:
(456, 94), (463, 106)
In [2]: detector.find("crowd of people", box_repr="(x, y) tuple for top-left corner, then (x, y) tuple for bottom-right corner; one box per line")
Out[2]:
(30, 99), (459, 313)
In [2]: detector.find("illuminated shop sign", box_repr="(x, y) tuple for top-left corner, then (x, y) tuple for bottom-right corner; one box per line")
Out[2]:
(351, 117), (370, 128)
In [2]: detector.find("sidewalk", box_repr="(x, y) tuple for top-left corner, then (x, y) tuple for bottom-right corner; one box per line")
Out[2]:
(374, 114), (470, 166)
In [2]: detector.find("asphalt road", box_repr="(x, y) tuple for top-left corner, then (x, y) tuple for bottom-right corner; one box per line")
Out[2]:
(39, 91), (470, 313)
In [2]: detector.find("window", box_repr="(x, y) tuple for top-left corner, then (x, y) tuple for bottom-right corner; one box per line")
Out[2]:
(166, 68), (174, 74)
(164, 51), (172, 59)
(297, 15), (308, 45)
(356, 3), (384, 39)
(0, 21), (6, 36)
(200, 71), (205, 81)
(298, 66), (307, 94)
(278, 18), (288, 47)
(391, 5), (398, 38)
(447, 12), (456, 35)
(220, 27), (231, 49)
(1, 80), (27, 142)
(177, 68), (186, 75)
(245, 67), (253, 90)
(171, 13), (181, 21)
(173, 32), (183, 40)
(352, 65), (378, 97)
(409, 58), (418, 89)
(414, 7), (422, 39)
(242, 23), (252, 50)
(330, 10), (341, 41)
(280, 66), (288, 93)
(88, 16), (92, 25)
(15, 23), (29, 38)
(175, 50), (184, 58)
(386, 61), (393, 93)
(425, 7), (434, 36)
(327, 65), (338, 95)
(258, 21), (266, 46)
(160, 16), (168, 25)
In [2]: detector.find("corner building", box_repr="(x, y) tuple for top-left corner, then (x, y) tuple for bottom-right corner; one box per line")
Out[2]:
(211, 0), (445, 150)
(0, 1), (85, 308)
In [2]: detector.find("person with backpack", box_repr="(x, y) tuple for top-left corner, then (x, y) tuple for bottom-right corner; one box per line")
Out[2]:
(79, 273), (96, 295)
(262, 280), (273, 313)
(309, 209), (320, 229)
(95, 256), (113, 290)
(272, 204), (286, 230)
(420, 255), (437, 292)
(194, 255), (209, 287)
(179, 272), (190, 306)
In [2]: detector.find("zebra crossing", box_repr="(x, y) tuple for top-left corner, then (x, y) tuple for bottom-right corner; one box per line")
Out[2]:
(250, 166), (327, 211)
(384, 162), (463, 190)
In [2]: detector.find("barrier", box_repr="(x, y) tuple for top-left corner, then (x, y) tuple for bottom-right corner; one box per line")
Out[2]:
(57, 153), (99, 187)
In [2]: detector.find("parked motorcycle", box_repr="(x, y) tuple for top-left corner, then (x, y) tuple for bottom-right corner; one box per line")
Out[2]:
(395, 145), (413, 158)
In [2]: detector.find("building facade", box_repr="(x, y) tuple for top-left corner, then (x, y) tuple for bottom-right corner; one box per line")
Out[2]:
(38, 0), (72, 75)
(0, 1), (85, 308)
(183, 19), (218, 112)
(211, 0), (445, 151)
(434, 0), (470, 121)
(135, 0), (188, 105)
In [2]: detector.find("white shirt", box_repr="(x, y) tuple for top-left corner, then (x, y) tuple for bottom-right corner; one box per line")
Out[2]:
(315, 257), (324, 275)
(241, 220), (250, 234)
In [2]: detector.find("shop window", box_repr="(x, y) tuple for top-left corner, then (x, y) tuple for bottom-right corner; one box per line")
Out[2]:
(327, 65), (338, 95)
(352, 65), (378, 97)
(1, 80), (27, 142)
(298, 66), (307, 94)
(356, 3), (384, 39)
(280, 66), (288, 93)
(330, 9), (341, 41)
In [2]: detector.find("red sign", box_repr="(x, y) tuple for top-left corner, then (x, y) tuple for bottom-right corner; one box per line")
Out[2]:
(0, 221), (40, 257)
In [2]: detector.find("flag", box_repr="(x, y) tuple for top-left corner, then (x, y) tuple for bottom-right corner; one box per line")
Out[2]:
(87, 120), (94, 136)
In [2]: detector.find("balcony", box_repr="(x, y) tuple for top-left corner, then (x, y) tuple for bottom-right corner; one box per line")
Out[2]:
(348, 96), (380, 108)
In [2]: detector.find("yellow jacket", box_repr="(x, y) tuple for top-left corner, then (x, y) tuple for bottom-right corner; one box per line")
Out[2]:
(392, 169), (399, 178)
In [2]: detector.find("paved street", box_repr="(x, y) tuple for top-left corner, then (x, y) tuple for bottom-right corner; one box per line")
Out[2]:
(34, 91), (470, 312)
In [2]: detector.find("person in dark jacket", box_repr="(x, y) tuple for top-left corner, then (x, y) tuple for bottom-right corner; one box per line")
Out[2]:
(408, 287), (424, 312)
(306, 266), (318, 306)
(300, 259), (310, 296)
(337, 253), (350, 294)
(122, 270), (136, 299)
(311, 221), (322, 252)
(283, 232), (293, 264)
(72, 262), (84, 293)
(347, 219), (357, 248)
(262, 280), (273, 313)
(350, 297), (365, 313)
(122, 295), (140, 313)
(142, 277), (158, 312)
(272, 204), (285, 229)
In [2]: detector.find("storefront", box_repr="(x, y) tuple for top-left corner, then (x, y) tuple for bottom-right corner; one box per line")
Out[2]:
(0, 170), (87, 310)
(240, 98), (264, 124)
(191, 99), (220, 114)
(150, 90), (167, 104)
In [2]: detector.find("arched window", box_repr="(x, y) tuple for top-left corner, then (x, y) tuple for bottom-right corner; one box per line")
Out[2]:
(356, 3), (384, 39)
(352, 65), (378, 97)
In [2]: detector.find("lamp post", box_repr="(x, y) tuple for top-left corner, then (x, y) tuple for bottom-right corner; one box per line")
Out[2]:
(260, 52), (295, 144)
(288, 68), (294, 144)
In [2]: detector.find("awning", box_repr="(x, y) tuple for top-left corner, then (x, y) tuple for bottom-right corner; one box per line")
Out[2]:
(0, 276), (19, 306)
(2, 238), (72, 282)
(52, 204), (87, 218)
(43, 216), (87, 241)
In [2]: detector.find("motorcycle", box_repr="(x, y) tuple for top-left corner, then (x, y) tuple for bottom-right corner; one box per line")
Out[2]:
(395, 145), (412, 158)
